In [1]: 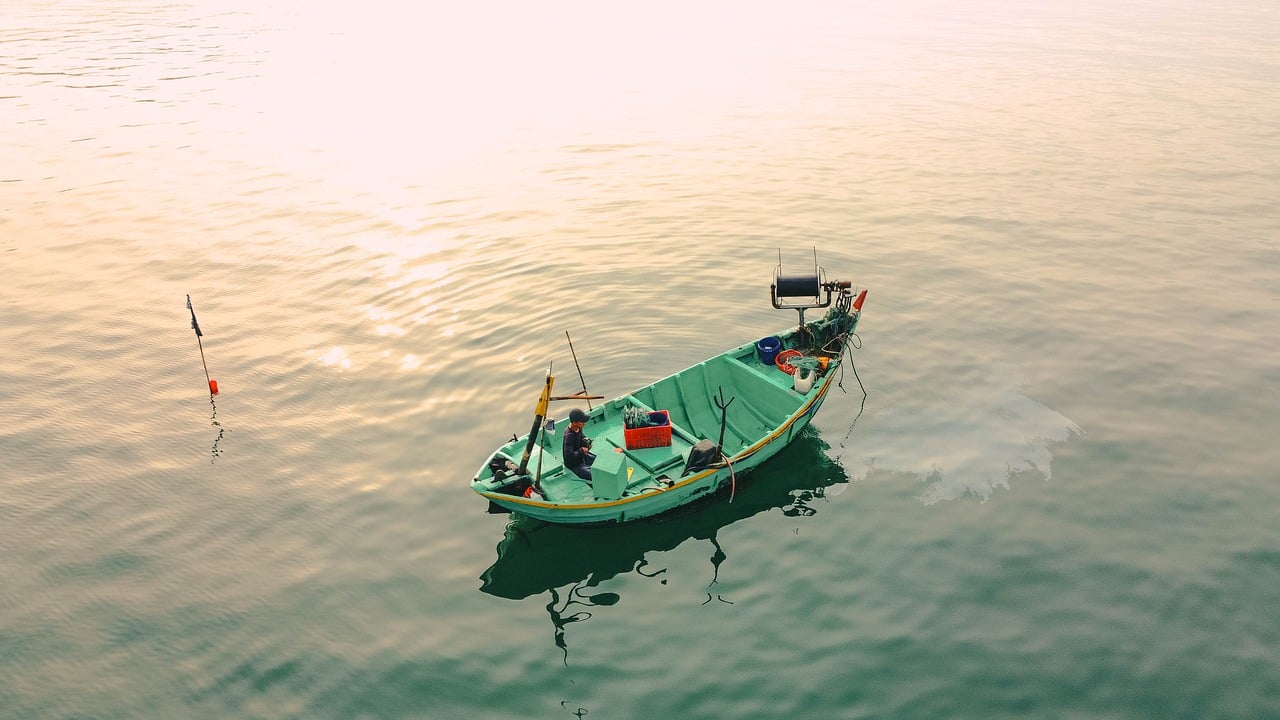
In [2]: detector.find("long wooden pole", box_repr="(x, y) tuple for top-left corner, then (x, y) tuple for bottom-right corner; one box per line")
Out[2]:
(565, 331), (592, 410)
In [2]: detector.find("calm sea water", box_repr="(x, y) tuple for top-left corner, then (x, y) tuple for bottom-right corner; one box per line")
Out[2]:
(3, 1), (1278, 718)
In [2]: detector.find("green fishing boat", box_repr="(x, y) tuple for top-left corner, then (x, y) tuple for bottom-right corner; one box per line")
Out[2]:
(470, 262), (868, 525)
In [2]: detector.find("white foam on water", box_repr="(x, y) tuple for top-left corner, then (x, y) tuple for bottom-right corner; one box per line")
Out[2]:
(852, 364), (1083, 504)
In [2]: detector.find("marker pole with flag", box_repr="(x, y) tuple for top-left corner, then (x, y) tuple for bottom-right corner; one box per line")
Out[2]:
(186, 295), (218, 395)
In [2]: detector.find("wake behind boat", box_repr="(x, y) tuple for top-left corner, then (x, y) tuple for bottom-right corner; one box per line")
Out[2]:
(470, 260), (868, 525)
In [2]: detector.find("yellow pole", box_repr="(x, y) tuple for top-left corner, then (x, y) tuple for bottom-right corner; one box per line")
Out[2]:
(517, 372), (555, 475)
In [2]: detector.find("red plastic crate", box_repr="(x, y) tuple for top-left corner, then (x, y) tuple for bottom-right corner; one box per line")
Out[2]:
(624, 410), (672, 449)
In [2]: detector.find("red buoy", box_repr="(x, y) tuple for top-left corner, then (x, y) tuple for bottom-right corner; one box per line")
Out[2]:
(853, 289), (868, 311)
(209, 379), (219, 395)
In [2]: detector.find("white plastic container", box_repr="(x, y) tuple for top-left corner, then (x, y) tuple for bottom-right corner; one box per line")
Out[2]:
(793, 368), (815, 393)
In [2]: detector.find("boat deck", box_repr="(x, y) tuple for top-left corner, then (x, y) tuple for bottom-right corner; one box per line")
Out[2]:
(479, 340), (830, 507)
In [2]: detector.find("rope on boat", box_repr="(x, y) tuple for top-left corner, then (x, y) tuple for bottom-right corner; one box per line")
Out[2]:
(722, 451), (738, 503)
(842, 332), (866, 403)
(831, 329), (868, 467)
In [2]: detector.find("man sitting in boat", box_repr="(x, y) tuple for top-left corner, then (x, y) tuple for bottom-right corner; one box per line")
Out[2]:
(562, 408), (595, 483)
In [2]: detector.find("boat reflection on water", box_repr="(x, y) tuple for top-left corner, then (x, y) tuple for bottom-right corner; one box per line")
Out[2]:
(479, 427), (852, 662)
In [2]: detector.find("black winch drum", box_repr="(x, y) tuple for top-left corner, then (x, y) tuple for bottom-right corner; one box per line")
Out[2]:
(775, 274), (820, 298)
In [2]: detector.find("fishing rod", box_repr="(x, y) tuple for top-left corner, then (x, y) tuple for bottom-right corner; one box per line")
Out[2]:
(565, 331), (592, 410)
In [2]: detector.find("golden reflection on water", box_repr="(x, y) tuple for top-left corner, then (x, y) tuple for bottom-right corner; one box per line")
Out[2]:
(7, 0), (948, 257)
(183, 1), (931, 195)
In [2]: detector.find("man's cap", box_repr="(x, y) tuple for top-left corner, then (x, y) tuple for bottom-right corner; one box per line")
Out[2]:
(569, 408), (588, 423)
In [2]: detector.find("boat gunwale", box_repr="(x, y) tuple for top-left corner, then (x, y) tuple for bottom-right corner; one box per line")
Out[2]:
(476, 367), (839, 512)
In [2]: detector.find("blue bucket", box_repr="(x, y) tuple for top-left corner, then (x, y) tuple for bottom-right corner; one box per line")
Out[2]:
(756, 336), (782, 366)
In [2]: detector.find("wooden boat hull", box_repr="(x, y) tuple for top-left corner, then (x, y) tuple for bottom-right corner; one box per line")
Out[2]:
(471, 298), (861, 525)
(478, 370), (837, 524)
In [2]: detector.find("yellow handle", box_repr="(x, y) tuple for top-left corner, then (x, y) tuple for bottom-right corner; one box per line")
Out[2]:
(535, 374), (555, 417)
